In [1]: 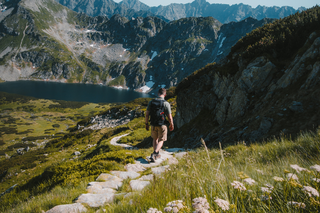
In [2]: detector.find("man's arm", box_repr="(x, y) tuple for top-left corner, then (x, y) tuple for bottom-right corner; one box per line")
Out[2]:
(145, 110), (150, 130)
(167, 113), (174, 131)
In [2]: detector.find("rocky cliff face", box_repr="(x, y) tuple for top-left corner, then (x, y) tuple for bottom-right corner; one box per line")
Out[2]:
(172, 31), (320, 148)
(0, 0), (272, 92)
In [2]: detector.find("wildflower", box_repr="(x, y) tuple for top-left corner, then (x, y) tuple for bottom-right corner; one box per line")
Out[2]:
(290, 164), (308, 173)
(261, 187), (272, 194)
(231, 181), (246, 191)
(265, 184), (274, 189)
(164, 200), (186, 212)
(214, 198), (230, 211)
(243, 178), (256, 185)
(310, 165), (320, 173)
(147, 208), (162, 213)
(256, 169), (264, 175)
(302, 186), (319, 197)
(287, 201), (306, 209)
(312, 178), (320, 183)
(287, 173), (299, 181)
(164, 207), (172, 212)
(192, 196), (210, 213)
(273, 176), (284, 182)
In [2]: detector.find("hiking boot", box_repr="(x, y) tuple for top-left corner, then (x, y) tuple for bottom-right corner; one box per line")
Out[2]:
(150, 153), (155, 162)
(154, 153), (161, 160)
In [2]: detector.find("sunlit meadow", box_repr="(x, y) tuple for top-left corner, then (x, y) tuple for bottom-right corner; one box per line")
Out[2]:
(107, 129), (320, 213)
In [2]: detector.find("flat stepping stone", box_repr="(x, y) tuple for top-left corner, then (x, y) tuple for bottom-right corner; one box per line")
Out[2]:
(45, 203), (87, 213)
(111, 171), (140, 179)
(89, 180), (123, 190)
(87, 184), (116, 194)
(125, 163), (146, 172)
(130, 180), (150, 191)
(168, 157), (179, 165)
(134, 150), (176, 167)
(175, 152), (188, 159)
(152, 165), (170, 175)
(76, 193), (115, 208)
(96, 173), (122, 181)
(138, 174), (154, 181)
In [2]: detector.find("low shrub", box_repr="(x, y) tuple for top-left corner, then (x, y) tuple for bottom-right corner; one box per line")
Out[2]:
(20, 163), (37, 170)
(0, 149), (48, 176)
(6, 143), (36, 150)
(48, 100), (88, 109)
(0, 127), (18, 135)
(16, 129), (34, 134)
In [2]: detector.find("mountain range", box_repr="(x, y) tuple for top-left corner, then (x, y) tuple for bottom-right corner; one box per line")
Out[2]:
(56, 0), (306, 23)
(0, 0), (274, 93)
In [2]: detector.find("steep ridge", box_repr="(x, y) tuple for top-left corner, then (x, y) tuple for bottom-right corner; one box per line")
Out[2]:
(0, 0), (273, 92)
(120, 0), (303, 23)
(55, 0), (168, 21)
(170, 6), (320, 148)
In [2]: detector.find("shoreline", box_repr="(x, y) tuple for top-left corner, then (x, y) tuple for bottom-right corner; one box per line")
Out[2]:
(0, 78), (154, 94)
(0, 80), (154, 104)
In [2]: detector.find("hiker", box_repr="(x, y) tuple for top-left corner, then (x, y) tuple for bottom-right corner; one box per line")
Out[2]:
(145, 88), (174, 162)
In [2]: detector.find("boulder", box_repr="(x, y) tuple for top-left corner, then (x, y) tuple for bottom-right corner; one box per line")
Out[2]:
(289, 101), (303, 112)
(16, 148), (24, 155)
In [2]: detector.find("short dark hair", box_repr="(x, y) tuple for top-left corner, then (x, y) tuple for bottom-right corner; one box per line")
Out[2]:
(158, 88), (166, 95)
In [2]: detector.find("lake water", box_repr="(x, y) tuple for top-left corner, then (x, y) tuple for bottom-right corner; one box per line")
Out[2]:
(0, 81), (152, 103)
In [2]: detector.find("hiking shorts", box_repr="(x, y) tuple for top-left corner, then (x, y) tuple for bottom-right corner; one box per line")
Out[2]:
(151, 125), (168, 142)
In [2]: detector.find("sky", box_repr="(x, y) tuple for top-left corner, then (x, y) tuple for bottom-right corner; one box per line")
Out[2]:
(113, 0), (319, 10)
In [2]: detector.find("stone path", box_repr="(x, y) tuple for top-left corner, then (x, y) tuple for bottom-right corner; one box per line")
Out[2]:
(45, 134), (187, 212)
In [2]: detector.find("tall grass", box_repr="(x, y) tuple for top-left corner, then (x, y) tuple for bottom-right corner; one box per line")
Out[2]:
(107, 130), (320, 212)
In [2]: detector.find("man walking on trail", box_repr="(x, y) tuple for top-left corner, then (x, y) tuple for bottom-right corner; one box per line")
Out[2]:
(145, 88), (174, 162)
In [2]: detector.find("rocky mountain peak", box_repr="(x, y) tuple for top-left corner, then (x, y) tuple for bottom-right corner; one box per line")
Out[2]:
(120, 0), (149, 11)
(191, 0), (208, 6)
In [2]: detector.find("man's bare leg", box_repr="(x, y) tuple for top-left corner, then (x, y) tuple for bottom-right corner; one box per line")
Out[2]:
(153, 138), (164, 153)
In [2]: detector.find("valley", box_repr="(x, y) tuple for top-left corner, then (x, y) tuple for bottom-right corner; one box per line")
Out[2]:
(0, 0), (320, 212)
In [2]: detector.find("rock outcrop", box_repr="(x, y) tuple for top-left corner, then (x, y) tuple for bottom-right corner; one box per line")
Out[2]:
(172, 32), (320, 148)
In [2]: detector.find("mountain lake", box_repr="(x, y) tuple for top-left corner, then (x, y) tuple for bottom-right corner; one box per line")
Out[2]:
(0, 81), (152, 103)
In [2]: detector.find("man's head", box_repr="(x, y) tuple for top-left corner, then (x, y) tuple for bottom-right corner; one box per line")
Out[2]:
(158, 88), (166, 97)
